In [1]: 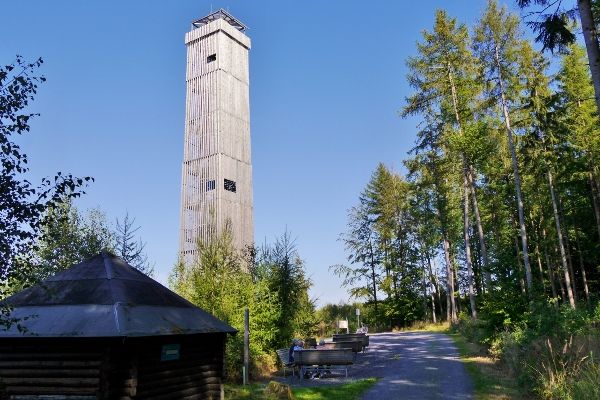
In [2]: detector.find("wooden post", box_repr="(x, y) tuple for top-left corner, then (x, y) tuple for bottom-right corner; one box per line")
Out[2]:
(243, 308), (249, 385)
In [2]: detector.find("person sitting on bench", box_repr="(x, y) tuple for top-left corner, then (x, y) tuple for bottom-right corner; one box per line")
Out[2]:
(288, 339), (303, 363)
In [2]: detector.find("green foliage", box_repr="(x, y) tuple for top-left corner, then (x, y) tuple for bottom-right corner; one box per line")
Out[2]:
(315, 302), (365, 337)
(571, 361), (600, 400)
(397, 0), (600, 340)
(170, 223), (315, 380)
(114, 212), (154, 276)
(170, 220), (256, 378)
(454, 299), (600, 398)
(333, 2), (600, 398)
(224, 379), (378, 400)
(5, 201), (152, 295)
(333, 163), (425, 329)
(0, 56), (92, 328)
(455, 311), (488, 344)
(254, 231), (315, 348)
(291, 378), (377, 400)
(516, 0), (578, 53)
(31, 203), (113, 283)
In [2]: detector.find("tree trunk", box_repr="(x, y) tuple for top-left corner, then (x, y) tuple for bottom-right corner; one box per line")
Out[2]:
(425, 253), (438, 323)
(577, 0), (600, 116)
(555, 253), (567, 302)
(368, 239), (379, 325)
(541, 226), (558, 301)
(514, 235), (527, 296)
(421, 257), (429, 320)
(471, 231), (483, 296)
(463, 171), (477, 318)
(431, 291), (437, 323)
(443, 234), (457, 323)
(558, 197), (579, 303)
(448, 65), (477, 318)
(495, 43), (532, 292)
(434, 165), (456, 323)
(535, 242), (546, 291)
(547, 170), (576, 308)
(390, 238), (402, 302)
(468, 166), (491, 289)
(530, 214), (547, 290)
(588, 172), (600, 241)
(453, 260), (462, 315)
(563, 232), (578, 303)
(429, 256), (443, 322)
(574, 227), (590, 303)
(544, 245), (558, 302)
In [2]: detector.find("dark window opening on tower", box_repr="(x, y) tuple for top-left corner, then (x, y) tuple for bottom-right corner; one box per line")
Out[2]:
(224, 179), (236, 193)
(206, 180), (216, 191)
(207, 54), (217, 63)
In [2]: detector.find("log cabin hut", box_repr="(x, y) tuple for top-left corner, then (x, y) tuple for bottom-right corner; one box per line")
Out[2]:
(0, 251), (236, 400)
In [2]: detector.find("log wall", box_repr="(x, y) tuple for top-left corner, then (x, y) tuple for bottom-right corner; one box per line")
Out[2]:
(0, 339), (102, 399)
(134, 333), (226, 400)
(0, 333), (227, 400)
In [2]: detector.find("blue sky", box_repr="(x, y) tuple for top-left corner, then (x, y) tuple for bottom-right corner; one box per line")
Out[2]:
(2, 1), (519, 306)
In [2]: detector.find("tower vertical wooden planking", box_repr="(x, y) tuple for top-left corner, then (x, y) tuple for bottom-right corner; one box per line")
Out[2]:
(179, 10), (254, 264)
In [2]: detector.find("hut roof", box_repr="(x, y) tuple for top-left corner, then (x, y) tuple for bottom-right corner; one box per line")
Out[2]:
(0, 252), (236, 337)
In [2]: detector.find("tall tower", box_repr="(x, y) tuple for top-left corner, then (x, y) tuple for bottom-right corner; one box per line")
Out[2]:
(179, 9), (253, 264)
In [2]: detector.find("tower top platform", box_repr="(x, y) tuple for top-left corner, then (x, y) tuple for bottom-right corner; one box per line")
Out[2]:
(191, 9), (246, 32)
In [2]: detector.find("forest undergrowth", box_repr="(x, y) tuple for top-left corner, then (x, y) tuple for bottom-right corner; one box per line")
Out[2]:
(451, 300), (600, 400)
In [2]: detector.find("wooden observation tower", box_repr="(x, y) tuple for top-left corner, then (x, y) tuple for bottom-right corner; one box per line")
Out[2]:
(179, 9), (254, 263)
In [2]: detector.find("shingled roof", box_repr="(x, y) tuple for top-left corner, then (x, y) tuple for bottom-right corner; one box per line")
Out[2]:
(0, 251), (236, 337)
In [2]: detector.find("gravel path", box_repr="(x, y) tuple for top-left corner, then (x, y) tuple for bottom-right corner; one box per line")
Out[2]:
(357, 331), (473, 400)
(277, 331), (473, 399)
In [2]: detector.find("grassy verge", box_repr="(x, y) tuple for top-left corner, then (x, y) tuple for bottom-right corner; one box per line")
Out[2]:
(447, 331), (524, 400)
(224, 378), (378, 400)
(293, 378), (377, 400)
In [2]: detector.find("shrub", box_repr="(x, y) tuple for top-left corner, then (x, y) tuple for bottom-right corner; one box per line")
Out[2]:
(571, 360), (600, 400)
(490, 325), (527, 377)
(457, 297), (600, 398)
(456, 312), (488, 343)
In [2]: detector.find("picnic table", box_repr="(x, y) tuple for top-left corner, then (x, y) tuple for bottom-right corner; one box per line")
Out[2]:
(293, 348), (354, 378)
(320, 340), (363, 355)
(333, 333), (370, 351)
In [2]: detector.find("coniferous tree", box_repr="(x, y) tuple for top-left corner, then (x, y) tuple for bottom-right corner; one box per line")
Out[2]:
(403, 10), (482, 317)
(516, 0), (600, 117)
(473, 0), (534, 292)
(115, 212), (154, 276)
(331, 197), (382, 326)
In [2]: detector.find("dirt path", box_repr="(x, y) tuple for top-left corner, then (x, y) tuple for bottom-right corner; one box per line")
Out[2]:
(356, 331), (473, 400)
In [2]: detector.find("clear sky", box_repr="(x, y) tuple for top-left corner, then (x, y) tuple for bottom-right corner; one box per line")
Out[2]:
(1, 0), (520, 306)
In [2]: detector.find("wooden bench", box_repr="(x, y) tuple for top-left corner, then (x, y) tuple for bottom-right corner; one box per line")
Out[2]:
(293, 349), (353, 378)
(276, 348), (297, 377)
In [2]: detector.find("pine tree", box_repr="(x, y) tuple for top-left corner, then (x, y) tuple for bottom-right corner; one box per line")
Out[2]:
(473, 0), (534, 293)
(516, 0), (600, 117)
(404, 10), (481, 317)
(115, 212), (154, 276)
